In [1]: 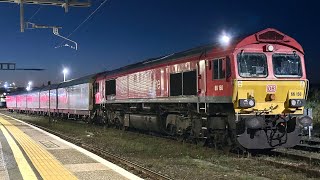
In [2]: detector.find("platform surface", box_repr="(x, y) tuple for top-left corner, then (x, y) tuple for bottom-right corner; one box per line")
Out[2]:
(0, 113), (142, 180)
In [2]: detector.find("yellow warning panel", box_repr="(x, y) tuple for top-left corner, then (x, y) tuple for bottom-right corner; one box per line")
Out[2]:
(0, 117), (78, 180)
(0, 125), (37, 180)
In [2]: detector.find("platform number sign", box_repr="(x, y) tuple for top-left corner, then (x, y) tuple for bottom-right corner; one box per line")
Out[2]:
(266, 85), (277, 93)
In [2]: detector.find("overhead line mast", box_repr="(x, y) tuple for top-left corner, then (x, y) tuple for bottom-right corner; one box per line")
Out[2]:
(0, 0), (91, 32)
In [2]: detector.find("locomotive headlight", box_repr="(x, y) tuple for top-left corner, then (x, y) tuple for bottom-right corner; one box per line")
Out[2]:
(239, 99), (255, 108)
(289, 99), (306, 108)
(266, 44), (274, 52)
(290, 99), (297, 106)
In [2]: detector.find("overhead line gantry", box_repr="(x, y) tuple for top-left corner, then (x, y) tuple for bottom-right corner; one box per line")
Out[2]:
(0, 0), (91, 32)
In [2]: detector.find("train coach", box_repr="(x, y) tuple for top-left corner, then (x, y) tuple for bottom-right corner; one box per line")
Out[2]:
(6, 74), (96, 118)
(7, 28), (312, 150)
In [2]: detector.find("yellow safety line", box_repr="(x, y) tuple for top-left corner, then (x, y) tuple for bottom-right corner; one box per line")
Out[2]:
(0, 117), (78, 180)
(0, 124), (38, 180)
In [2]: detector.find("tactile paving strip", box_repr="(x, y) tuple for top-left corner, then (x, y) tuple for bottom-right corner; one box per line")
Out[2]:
(0, 117), (78, 180)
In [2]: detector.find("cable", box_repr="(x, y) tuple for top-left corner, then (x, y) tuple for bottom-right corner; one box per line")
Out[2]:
(56, 0), (109, 47)
(27, 6), (42, 22)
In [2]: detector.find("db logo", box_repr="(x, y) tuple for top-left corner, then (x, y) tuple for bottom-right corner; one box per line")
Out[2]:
(266, 85), (277, 92)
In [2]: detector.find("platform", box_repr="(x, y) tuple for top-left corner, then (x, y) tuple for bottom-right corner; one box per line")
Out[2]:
(0, 113), (142, 180)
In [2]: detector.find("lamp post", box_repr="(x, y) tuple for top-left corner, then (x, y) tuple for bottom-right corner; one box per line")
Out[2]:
(26, 81), (32, 91)
(62, 68), (68, 82)
(219, 33), (231, 46)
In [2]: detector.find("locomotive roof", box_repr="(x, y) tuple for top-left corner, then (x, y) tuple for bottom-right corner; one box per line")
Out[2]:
(98, 28), (303, 78)
(99, 43), (219, 77)
(97, 34), (253, 77)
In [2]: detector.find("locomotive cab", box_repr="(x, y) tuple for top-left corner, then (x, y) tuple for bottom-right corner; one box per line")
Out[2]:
(230, 29), (311, 149)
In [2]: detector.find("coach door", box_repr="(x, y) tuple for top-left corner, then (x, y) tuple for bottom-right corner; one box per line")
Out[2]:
(206, 56), (232, 98)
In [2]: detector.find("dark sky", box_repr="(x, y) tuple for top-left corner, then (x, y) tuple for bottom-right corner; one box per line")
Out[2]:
(0, 0), (318, 87)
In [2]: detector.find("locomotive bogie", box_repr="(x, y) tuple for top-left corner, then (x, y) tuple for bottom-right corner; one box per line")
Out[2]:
(236, 114), (302, 149)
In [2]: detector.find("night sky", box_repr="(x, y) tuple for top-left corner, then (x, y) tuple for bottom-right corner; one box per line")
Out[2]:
(0, 0), (318, 87)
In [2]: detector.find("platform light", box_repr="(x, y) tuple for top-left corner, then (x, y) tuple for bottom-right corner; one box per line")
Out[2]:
(62, 68), (69, 82)
(219, 33), (231, 46)
(26, 81), (32, 91)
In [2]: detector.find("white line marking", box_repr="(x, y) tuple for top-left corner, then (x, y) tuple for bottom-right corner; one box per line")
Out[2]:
(0, 113), (143, 180)
(0, 142), (11, 180)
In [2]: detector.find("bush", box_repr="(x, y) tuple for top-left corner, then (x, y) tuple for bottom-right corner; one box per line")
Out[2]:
(307, 86), (320, 127)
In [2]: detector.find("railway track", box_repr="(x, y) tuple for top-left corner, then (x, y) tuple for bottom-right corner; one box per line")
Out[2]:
(294, 143), (320, 152)
(32, 120), (320, 178)
(293, 136), (320, 152)
(5, 111), (320, 178)
(15, 119), (172, 180)
(240, 136), (320, 178)
(252, 146), (320, 178)
(257, 157), (320, 178)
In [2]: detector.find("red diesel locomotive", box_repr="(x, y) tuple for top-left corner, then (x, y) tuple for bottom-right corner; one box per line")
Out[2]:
(6, 28), (312, 150)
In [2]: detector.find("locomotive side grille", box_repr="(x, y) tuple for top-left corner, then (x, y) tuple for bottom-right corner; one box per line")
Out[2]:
(258, 31), (285, 41)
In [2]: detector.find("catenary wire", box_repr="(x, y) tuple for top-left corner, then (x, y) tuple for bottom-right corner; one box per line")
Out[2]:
(27, 6), (42, 22)
(56, 0), (109, 47)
